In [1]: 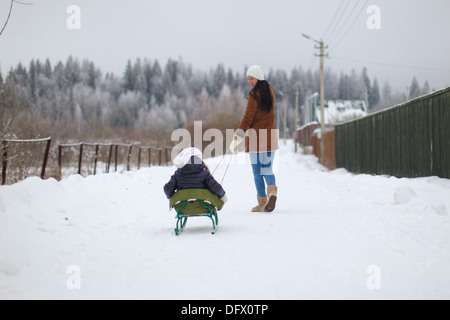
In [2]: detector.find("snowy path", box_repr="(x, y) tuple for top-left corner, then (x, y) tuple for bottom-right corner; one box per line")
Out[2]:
(1, 140), (449, 299)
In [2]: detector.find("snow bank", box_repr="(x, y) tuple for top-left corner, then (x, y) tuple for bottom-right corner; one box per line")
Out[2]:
(0, 140), (449, 299)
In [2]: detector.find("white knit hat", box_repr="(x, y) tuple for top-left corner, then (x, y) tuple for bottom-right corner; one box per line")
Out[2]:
(246, 65), (266, 81)
(173, 147), (203, 168)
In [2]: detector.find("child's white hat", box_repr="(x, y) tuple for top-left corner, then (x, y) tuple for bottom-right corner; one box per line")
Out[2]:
(173, 147), (203, 168)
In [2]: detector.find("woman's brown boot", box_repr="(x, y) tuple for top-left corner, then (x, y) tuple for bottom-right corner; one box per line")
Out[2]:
(265, 185), (277, 212)
(251, 196), (267, 212)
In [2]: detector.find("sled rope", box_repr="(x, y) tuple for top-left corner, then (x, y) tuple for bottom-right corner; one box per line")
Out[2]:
(211, 147), (233, 184)
(220, 155), (233, 184)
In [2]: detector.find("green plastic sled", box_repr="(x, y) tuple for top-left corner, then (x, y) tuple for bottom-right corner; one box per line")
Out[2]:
(169, 189), (224, 235)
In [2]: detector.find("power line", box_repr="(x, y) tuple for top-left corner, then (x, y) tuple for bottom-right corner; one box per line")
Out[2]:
(0, 0), (33, 37)
(0, 1), (14, 37)
(13, 0), (33, 4)
(328, 0), (369, 50)
(323, 0), (352, 43)
(322, 0), (347, 40)
(330, 56), (450, 73)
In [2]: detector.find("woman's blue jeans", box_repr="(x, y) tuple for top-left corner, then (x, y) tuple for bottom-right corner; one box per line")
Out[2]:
(250, 152), (276, 198)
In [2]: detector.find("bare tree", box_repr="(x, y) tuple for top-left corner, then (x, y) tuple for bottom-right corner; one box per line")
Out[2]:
(0, 80), (20, 140)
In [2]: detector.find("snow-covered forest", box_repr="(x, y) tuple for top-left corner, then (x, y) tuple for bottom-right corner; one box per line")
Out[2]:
(0, 56), (432, 143)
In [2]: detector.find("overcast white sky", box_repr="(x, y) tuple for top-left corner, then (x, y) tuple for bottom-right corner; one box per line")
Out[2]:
(1, 0), (449, 93)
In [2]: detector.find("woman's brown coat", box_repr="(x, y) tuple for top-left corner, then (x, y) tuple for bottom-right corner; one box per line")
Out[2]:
(238, 87), (279, 153)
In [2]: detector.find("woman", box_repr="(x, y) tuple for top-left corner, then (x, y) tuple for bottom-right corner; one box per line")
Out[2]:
(230, 65), (279, 212)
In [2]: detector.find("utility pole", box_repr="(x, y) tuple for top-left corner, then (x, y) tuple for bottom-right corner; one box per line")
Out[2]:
(284, 99), (287, 145)
(364, 83), (369, 112)
(302, 34), (328, 164)
(295, 87), (299, 153)
(318, 40), (326, 164)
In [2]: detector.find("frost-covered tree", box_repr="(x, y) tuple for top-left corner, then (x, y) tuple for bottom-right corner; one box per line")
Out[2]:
(409, 77), (421, 99)
(369, 78), (380, 111)
(2, 55), (425, 142)
(421, 81), (430, 96)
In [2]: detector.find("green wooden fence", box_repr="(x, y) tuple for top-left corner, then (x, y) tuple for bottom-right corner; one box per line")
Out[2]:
(335, 87), (450, 178)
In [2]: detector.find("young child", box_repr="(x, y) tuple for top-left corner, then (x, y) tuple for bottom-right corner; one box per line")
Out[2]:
(163, 147), (228, 203)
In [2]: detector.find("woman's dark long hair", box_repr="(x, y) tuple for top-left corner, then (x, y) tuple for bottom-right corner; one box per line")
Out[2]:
(249, 80), (274, 113)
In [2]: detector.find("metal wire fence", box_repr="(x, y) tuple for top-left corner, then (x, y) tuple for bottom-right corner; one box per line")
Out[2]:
(1, 138), (173, 185)
(1, 137), (52, 185)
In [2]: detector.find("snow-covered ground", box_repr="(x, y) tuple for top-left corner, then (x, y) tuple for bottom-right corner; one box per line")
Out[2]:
(0, 140), (449, 300)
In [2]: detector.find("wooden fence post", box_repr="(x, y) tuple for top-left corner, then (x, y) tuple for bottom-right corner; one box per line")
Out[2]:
(58, 144), (63, 177)
(78, 143), (83, 175)
(137, 147), (142, 169)
(114, 144), (118, 172)
(107, 144), (113, 173)
(127, 145), (133, 171)
(41, 138), (52, 179)
(93, 144), (99, 175)
(165, 147), (170, 166)
(2, 141), (8, 185)
(149, 148), (152, 167)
